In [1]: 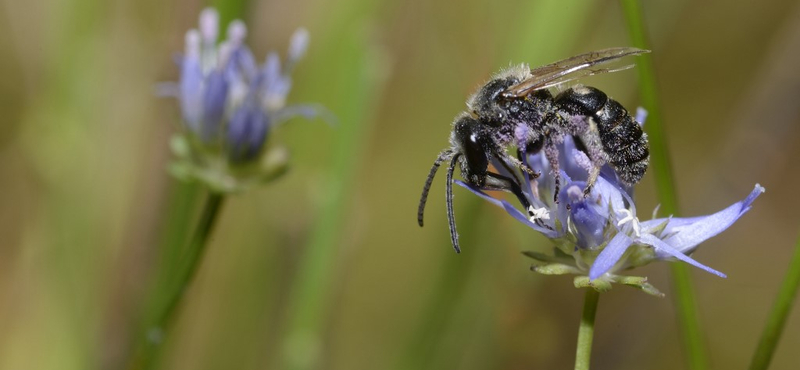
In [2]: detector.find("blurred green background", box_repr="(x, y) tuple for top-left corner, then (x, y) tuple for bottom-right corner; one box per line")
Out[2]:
(1, 0), (799, 369)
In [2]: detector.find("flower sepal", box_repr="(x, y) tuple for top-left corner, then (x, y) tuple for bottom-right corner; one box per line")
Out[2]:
(525, 246), (664, 296)
(169, 133), (290, 193)
(574, 274), (664, 297)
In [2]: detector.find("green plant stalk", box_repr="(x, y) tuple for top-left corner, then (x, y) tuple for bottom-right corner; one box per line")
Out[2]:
(748, 232), (800, 370)
(394, 196), (483, 370)
(159, 181), (202, 288)
(159, 193), (225, 329)
(619, 1), (708, 370)
(574, 289), (600, 370)
(278, 7), (384, 370)
(211, 0), (252, 26)
(134, 192), (226, 370)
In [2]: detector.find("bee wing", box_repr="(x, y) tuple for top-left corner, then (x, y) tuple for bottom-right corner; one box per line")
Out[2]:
(502, 47), (650, 98)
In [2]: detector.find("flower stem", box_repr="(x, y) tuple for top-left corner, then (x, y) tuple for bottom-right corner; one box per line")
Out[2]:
(135, 192), (225, 370)
(619, 1), (708, 369)
(748, 231), (800, 370)
(159, 192), (225, 330)
(574, 289), (600, 370)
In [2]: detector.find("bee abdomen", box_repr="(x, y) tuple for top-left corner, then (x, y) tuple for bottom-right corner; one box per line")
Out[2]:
(555, 86), (649, 185)
(594, 98), (649, 184)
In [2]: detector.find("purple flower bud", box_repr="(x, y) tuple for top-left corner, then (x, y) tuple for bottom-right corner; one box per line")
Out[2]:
(562, 184), (606, 249)
(288, 28), (310, 62)
(199, 70), (229, 141)
(199, 8), (219, 45)
(180, 30), (204, 134)
(261, 52), (291, 110)
(226, 103), (269, 162)
(166, 7), (328, 192)
(226, 20), (247, 48)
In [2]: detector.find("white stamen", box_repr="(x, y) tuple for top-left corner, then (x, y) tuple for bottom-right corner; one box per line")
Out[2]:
(616, 208), (641, 237)
(528, 206), (551, 222)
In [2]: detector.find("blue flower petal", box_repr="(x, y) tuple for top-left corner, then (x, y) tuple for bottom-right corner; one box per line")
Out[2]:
(455, 180), (558, 238)
(200, 70), (229, 141)
(639, 234), (726, 278)
(589, 232), (633, 280)
(570, 198), (606, 249)
(660, 184), (765, 255)
(226, 104), (269, 162)
(179, 32), (204, 134)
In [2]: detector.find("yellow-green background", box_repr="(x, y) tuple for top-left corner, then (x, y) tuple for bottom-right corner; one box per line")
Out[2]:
(1, 0), (799, 369)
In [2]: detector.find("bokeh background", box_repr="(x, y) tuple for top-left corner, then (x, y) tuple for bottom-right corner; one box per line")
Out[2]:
(1, 0), (799, 369)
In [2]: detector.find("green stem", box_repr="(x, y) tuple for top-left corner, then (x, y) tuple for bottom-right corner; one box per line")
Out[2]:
(748, 232), (800, 370)
(158, 192), (225, 330)
(574, 289), (600, 370)
(619, 1), (708, 369)
(134, 192), (226, 370)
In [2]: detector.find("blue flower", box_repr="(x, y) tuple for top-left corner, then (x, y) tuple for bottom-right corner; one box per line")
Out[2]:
(162, 8), (329, 192)
(456, 135), (764, 295)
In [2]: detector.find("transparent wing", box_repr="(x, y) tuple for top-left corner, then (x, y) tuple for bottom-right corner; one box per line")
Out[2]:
(502, 47), (650, 98)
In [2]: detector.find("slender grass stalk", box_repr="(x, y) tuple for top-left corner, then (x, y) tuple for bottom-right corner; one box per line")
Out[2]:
(619, 1), (708, 369)
(132, 192), (226, 370)
(394, 197), (482, 370)
(278, 8), (385, 369)
(748, 232), (800, 370)
(574, 289), (600, 370)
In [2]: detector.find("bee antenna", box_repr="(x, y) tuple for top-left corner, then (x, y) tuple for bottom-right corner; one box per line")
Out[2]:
(446, 153), (461, 253)
(417, 150), (453, 227)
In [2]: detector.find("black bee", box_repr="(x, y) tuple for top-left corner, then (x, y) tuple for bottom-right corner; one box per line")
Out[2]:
(417, 47), (650, 253)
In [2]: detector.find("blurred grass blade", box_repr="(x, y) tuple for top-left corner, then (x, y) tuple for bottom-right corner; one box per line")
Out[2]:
(394, 197), (482, 370)
(748, 231), (800, 370)
(619, 1), (708, 370)
(278, 7), (388, 370)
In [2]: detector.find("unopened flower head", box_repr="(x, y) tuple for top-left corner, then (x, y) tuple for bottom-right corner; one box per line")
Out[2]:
(164, 8), (329, 192)
(457, 135), (763, 295)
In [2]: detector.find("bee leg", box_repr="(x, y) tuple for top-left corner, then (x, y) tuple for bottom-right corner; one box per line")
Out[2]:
(543, 139), (561, 204)
(584, 165), (600, 197)
(418, 150), (454, 227)
(492, 151), (525, 187)
(446, 153), (461, 253)
(485, 171), (554, 231)
(504, 154), (540, 179)
(574, 134), (605, 197)
(483, 172), (532, 214)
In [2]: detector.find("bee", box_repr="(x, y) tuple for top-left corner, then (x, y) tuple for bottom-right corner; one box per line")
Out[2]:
(417, 47), (650, 253)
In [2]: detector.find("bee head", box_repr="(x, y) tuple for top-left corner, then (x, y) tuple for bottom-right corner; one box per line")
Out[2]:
(450, 114), (490, 186)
